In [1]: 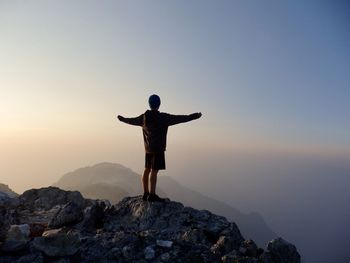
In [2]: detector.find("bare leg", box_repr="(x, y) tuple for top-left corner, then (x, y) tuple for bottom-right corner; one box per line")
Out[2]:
(150, 169), (159, 194)
(142, 168), (150, 193)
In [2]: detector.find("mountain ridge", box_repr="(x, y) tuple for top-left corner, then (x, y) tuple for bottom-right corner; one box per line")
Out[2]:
(0, 186), (300, 262)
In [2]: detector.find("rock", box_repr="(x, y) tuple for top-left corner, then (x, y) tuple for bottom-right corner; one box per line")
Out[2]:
(144, 245), (155, 259)
(0, 253), (44, 263)
(0, 187), (300, 263)
(220, 222), (244, 245)
(103, 196), (182, 232)
(19, 187), (89, 211)
(0, 207), (11, 241)
(77, 233), (116, 262)
(15, 253), (44, 263)
(104, 196), (243, 244)
(16, 205), (61, 226)
(221, 250), (237, 263)
(122, 245), (133, 260)
(0, 184), (18, 198)
(239, 246), (247, 254)
(76, 201), (106, 232)
(50, 258), (70, 263)
(29, 223), (47, 237)
(210, 235), (241, 256)
(260, 237), (301, 263)
(181, 228), (207, 244)
(0, 192), (19, 207)
(239, 239), (258, 257)
(222, 253), (259, 263)
(231, 257), (258, 263)
(1, 224), (30, 252)
(94, 199), (111, 208)
(48, 201), (84, 228)
(32, 228), (81, 257)
(106, 247), (123, 260)
(42, 228), (65, 236)
(160, 252), (170, 261)
(156, 239), (173, 248)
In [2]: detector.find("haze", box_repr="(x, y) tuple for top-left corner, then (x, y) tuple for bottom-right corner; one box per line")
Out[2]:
(1, 1), (349, 262)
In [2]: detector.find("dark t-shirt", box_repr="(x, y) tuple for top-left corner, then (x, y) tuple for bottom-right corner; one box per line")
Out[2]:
(120, 110), (200, 153)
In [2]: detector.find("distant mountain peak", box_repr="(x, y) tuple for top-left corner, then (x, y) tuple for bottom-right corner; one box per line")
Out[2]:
(91, 162), (130, 169)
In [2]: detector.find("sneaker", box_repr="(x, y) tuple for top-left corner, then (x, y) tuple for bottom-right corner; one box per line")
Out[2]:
(142, 192), (150, 201)
(147, 193), (165, 202)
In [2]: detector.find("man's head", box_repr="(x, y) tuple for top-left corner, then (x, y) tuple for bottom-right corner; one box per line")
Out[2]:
(148, 94), (161, 110)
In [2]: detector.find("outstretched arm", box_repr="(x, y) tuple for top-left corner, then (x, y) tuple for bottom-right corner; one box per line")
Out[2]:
(117, 114), (143, 126)
(167, 112), (202, 126)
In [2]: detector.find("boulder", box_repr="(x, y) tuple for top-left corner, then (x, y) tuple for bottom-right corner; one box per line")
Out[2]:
(48, 201), (84, 228)
(49, 258), (70, 263)
(0, 188), (300, 263)
(0, 207), (11, 241)
(229, 256), (258, 263)
(160, 252), (170, 261)
(76, 200), (107, 232)
(1, 224), (30, 252)
(210, 235), (243, 256)
(260, 237), (300, 263)
(105, 247), (123, 260)
(32, 228), (81, 257)
(14, 252), (44, 263)
(102, 196), (246, 261)
(103, 196), (181, 232)
(29, 223), (47, 237)
(0, 184), (18, 198)
(181, 228), (207, 244)
(221, 250), (238, 263)
(144, 245), (155, 260)
(122, 245), (134, 260)
(19, 187), (89, 211)
(156, 239), (173, 248)
(0, 192), (19, 207)
(104, 196), (243, 243)
(239, 239), (259, 257)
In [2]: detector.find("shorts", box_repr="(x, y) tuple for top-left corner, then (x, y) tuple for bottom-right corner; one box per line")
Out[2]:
(145, 152), (166, 170)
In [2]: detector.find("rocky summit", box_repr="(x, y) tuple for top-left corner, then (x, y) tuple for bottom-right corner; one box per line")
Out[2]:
(0, 187), (300, 263)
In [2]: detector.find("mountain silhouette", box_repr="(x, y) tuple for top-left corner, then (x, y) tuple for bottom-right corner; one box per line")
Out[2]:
(54, 162), (276, 246)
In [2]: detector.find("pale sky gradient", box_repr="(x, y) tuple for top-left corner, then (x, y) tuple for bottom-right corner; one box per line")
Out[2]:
(1, 0), (349, 192)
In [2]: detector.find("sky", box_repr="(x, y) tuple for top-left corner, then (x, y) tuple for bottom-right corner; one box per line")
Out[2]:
(1, 2), (350, 262)
(1, 0), (350, 192)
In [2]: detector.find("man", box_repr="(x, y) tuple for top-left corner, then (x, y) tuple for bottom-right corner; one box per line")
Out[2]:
(117, 94), (202, 202)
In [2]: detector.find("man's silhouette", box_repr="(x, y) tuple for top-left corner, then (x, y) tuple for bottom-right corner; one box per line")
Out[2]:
(118, 94), (202, 202)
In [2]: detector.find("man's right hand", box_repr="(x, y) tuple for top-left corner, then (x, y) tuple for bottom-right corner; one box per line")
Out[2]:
(195, 112), (202, 119)
(191, 112), (202, 119)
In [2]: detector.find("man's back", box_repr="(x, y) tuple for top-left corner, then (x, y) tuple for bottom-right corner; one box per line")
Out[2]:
(143, 110), (169, 153)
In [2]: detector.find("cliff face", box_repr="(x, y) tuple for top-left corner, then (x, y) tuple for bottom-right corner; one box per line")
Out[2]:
(0, 187), (300, 263)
